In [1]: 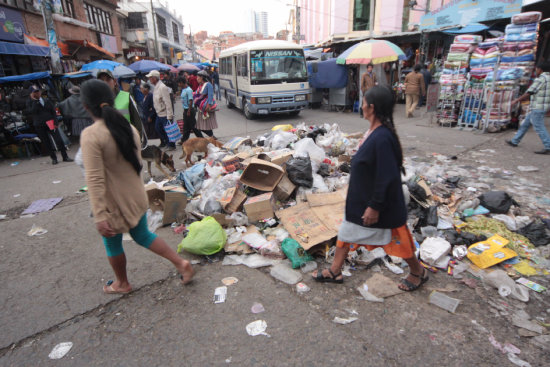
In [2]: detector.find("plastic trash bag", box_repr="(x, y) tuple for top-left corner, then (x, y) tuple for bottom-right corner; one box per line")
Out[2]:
(178, 216), (227, 255)
(229, 212), (249, 226)
(478, 191), (517, 214)
(518, 219), (550, 247)
(294, 138), (326, 165)
(269, 131), (297, 150)
(312, 173), (329, 193)
(286, 156), (313, 188)
(147, 209), (163, 232)
(317, 163), (330, 177)
(281, 238), (313, 269)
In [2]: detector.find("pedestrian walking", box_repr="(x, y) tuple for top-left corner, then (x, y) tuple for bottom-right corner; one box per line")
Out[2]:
(141, 83), (158, 139)
(312, 86), (428, 291)
(212, 67), (221, 100)
(506, 61), (550, 155)
(26, 85), (73, 165)
(131, 77), (145, 115)
(360, 63), (377, 95)
(418, 63), (432, 107)
(194, 70), (218, 138)
(58, 86), (93, 137)
(188, 71), (199, 92)
(79, 79), (194, 294)
(404, 64), (426, 118)
(178, 77), (203, 143)
(146, 70), (175, 150)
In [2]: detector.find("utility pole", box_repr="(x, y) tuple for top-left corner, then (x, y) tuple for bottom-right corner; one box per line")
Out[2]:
(368, 0), (375, 38)
(150, 0), (159, 60)
(295, 5), (300, 44)
(40, 0), (62, 74)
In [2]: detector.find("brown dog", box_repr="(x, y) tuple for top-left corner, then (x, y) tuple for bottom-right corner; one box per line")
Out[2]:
(179, 137), (223, 166)
(142, 145), (176, 178)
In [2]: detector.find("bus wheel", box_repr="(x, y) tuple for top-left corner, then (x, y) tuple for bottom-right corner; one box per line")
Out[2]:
(243, 98), (255, 120)
(289, 110), (300, 116)
(225, 92), (234, 108)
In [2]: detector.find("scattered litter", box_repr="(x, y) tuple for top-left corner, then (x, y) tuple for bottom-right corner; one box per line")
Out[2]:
(517, 166), (538, 172)
(222, 254), (279, 268)
(251, 302), (265, 314)
(296, 282), (310, 293)
(333, 316), (358, 325)
(178, 216), (226, 255)
(52, 180), (62, 184)
(429, 291), (461, 313)
(357, 284), (384, 303)
(483, 269), (529, 302)
(19, 213), (35, 219)
(382, 258), (404, 274)
(246, 320), (270, 337)
(22, 197), (63, 215)
(0, 214), (6, 220)
(78, 186), (88, 192)
(270, 263), (302, 284)
(222, 277), (239, 286)
(13, 194), (20, 198)
(363, 273), (404, 299)
(10, 161), (19, 166)
(213, 286), (227, 304)
(300, 261), (317, 273)
(507, 353), (532, 367)
(27, 224), (47, 236)
(516, 277), (546, 293)
(48, 342), (73, 359)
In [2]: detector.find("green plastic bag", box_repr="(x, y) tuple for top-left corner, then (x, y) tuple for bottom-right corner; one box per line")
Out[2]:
(178, 216), (227, 255)
(281, 238), (313, 269)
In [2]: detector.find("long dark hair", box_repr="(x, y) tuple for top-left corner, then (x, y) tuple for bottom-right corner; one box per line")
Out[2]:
(364, 85), (405, 175)
(80, 79), (142, 175)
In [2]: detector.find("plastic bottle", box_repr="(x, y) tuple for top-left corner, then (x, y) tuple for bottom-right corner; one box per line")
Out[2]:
(482, 269), (529, 302)
(270, 263), (303, 285)
(300, 261), (318, 273)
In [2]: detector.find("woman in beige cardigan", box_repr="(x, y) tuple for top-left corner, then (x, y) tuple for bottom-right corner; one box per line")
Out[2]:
(80, 79), (194, 294)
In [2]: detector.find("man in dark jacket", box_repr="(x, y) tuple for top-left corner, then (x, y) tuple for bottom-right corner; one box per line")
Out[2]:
(26, 85), (72, 164)
(418, 64), (432, 107)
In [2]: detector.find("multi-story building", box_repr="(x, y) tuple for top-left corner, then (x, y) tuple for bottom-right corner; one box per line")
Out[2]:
(255, 11), (268, 38)
(0, 0), (122, 75)
(118, 0), (184, 65)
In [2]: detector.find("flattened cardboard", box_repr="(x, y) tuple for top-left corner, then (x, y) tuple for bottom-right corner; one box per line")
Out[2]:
(244, 193), (274, 222)
(306, 191), (346, 207)
(145, 185), (187, 225)
(273, 174), (296, 201)
(239, 158), (284, 191)
(364, 273), (404, 298)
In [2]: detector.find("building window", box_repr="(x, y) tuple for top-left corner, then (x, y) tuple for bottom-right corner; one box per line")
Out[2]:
(61, 0), (75, 18)
(353, 0), (371, 31)
(127, 12), (146, 29)
(172, 22), (179, 43)
(1, 0), (34, 11)
(156, 14), (167, 37)
(84, 2), (113, 34)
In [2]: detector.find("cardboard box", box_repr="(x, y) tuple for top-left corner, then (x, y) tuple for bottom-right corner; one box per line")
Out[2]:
(257, 149), (294, 167)
(239, 158), (284, 191)
(145, 185), (188, 226)
(273, 174), (296, 201)
(221, 155), (243, 173)
(223, 137), (253, 151)
(244, 193), (275, 222)
(276, 191), (346, 250)
(218, 187), (247, 214)
(338, 154), (351, 164)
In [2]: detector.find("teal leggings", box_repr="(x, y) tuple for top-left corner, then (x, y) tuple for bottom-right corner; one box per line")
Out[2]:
(102, 213), (158, 257)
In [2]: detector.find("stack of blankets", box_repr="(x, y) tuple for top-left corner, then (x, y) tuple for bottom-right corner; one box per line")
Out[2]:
(470, 38), (501, 80)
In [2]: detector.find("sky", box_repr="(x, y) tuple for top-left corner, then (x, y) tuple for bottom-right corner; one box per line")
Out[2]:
(170, 0), (292, 37)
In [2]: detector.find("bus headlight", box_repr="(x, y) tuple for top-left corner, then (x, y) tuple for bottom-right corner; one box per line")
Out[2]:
(257, 97), (271, 104)
(295, 94), (307, 102)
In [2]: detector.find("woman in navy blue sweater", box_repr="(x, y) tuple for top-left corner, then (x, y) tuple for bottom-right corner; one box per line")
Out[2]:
(313, 86), (428, 291)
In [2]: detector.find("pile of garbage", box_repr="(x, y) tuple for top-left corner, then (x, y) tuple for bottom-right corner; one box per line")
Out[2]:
(145, 123), (550, 318)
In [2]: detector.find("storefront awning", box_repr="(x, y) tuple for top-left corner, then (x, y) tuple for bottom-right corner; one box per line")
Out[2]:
(24, 35), (70, 56)
(442, 23), (489, 35)
(66, 40), (115, 58)
(0, 41), (51, 57)
(0, 71), (51, 83)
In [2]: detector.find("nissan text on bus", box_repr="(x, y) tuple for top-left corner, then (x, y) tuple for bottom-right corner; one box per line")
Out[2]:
(218, 40), (310, 119)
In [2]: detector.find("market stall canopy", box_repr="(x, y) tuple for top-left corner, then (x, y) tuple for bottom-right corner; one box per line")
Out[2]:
(66, 40), (115, 59)
(0, 41), (51, 57)
(307, 59), (348, 89)
(112, 65), (136, 78)
(177, 63), (200, 72)
(128, 60), (171, 73)
(61, 71), (92, 79)
(24, 35), (70, 56)
(81, 60), (121, 71)
(443, 23), (489, 35)
(0, 71), (51, 83)
(336, 40), (405, 65)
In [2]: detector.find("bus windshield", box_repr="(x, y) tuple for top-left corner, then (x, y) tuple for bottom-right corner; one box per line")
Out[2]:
(250, 49), (307, 84)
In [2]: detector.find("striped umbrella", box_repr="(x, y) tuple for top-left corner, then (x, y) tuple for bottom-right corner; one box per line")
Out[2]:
(336, 40), (405, 65)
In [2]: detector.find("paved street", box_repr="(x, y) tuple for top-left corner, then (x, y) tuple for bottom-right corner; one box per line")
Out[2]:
(1, 103), (549, 366)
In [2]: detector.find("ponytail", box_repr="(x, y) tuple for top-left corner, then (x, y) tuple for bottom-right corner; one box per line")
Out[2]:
(80, 79), (142, 175)
(101, 104), (142, 175)
(381, 114), (406, 175)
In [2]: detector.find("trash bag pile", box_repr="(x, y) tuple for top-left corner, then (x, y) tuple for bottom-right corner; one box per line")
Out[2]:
(144, 124), (550, 306)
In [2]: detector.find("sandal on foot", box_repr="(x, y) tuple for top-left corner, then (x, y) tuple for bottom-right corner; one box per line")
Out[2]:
(398, 270), (429, 292)
(103, 280), (132, 294)
(313, 269), (344, 284)
(179, 274), (193, 285)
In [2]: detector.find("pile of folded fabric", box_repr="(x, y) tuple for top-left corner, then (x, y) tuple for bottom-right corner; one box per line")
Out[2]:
(470, 38), (501, 80)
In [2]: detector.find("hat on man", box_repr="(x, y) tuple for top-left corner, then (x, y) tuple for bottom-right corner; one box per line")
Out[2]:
(29, 85), (40, 93)
(146, 70), (160, 78)
(197, 70), (209, 77)
(96, 69), (114, 80)
(68, 85), (81, 95)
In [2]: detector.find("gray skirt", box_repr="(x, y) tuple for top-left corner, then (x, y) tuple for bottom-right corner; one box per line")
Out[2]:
(337, 218), (391, 245)
(196, 110), (218, 130)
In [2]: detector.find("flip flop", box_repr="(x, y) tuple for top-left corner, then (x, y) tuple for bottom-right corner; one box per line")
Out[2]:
(313, 268), (344, 284)
(103, 280), (132, 295)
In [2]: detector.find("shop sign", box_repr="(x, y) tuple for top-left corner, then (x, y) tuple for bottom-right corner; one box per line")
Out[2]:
(0, 6), (25, 43)
(124, 47), (149, 59)
(420, 0), (523, 30)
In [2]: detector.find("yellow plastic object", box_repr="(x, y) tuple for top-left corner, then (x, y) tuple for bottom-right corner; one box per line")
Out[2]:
(513, 260), (539, 276)
(272, 124), (293, 132)
(466, 234), (517, 269)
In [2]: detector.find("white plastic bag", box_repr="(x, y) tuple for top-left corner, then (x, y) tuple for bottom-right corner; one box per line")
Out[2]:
(294, 138), (326, 166)
(312, 173), (329, 193)
(147, 209), (163, 232)
(419, 237), (451, 266)
(269, 131), (297, 150)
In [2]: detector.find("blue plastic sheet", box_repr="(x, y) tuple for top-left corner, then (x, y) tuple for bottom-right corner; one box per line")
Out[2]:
(307, 59), (348, 89)
(0, 71), (50, 83)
